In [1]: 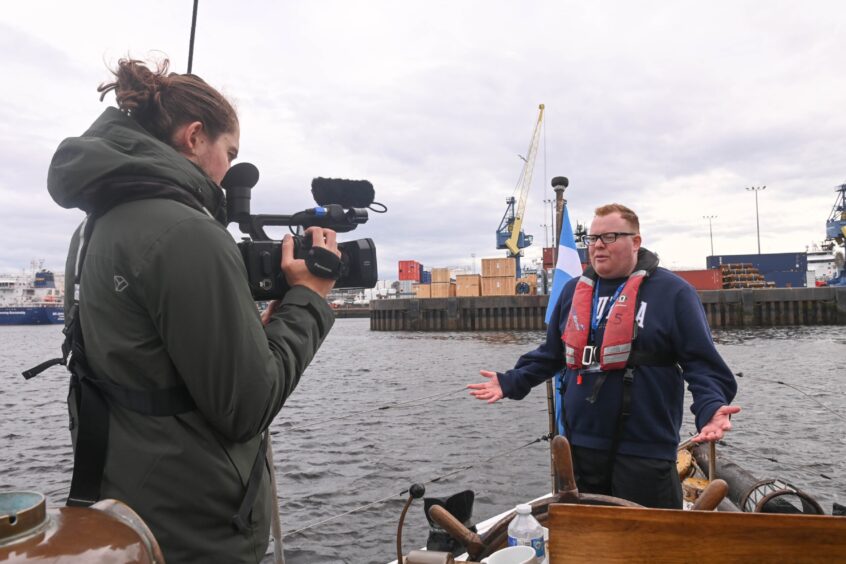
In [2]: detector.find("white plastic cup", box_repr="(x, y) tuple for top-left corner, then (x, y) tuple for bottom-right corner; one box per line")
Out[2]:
(481, 545), (538, 564)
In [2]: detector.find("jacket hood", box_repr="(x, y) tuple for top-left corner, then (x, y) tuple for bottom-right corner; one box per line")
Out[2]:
(47, 107), (224, 218)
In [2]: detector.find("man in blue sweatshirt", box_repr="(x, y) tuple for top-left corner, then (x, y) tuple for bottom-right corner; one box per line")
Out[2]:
(468, 203), (739, 508)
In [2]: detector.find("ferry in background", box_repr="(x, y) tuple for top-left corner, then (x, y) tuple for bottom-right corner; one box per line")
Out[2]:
(0, 261), (64, 325)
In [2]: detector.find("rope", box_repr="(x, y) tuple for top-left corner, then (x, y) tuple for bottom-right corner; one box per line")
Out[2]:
(737, 373), (846, 422)
(717, 440), (834, 481)
(283, 493), (399, 538)
(283, 386), (466, 433)
(281, 433), (548, 538)
(420, 434), (549, 488)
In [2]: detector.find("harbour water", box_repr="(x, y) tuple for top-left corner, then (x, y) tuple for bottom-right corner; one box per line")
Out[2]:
(2, 320), (844, 563)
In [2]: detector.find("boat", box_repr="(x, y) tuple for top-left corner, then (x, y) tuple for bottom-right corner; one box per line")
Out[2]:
(395, 436), (846, 563)
(0, 261), (64, 325)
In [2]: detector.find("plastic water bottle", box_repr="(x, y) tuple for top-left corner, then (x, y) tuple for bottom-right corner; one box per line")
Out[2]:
(507, 504), (546, 563)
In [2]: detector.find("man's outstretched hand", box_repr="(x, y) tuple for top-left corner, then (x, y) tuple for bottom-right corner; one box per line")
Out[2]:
(691, 405), (741, 443)
(467, 370), (504, 404)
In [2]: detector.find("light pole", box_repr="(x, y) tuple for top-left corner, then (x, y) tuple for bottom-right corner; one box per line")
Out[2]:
(745, 186), (766, 254)
(543, 198), (554, 247)
(471, 253), (476, 274)
(702, 215), (717, 257)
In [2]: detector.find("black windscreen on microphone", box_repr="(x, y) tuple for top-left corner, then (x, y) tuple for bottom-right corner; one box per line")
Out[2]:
(311, 177), (374, 208)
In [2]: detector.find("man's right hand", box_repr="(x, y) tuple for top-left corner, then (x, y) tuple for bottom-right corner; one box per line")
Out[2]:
(467, 370), (504, 403)
(281, 227), (340, 298)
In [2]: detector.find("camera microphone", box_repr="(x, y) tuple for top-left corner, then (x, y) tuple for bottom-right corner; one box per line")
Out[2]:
(311, 177), (375, 208)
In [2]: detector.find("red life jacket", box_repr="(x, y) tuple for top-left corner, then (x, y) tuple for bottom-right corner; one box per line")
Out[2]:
(562, 269), (648, 371)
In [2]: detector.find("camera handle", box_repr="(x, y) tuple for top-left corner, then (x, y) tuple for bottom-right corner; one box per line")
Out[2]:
(236, 206), (367, 241)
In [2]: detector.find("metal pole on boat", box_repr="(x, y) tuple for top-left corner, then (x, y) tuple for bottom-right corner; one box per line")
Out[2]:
(546, 177), (568, 491)
(187, 0), (199, 73)
(708, 441), (717, 481)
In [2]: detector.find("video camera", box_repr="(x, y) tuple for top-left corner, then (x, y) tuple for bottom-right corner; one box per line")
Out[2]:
(221, 162), (381, 301)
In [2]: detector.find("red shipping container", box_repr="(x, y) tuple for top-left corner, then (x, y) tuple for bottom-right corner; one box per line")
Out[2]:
(673, 269), (723, 290)
(543, 247), (555, 269)
(398, 260), (422, 281)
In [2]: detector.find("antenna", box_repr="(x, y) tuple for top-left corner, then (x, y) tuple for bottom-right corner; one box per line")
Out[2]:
(187, 0), (199, 73)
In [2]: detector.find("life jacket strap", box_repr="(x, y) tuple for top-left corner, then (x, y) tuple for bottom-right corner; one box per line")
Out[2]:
(605, 368), (635, 477)
(627, 349), (678, 367)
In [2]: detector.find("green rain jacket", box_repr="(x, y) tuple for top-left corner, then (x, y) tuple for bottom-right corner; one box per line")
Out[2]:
(47, 107), (334, 563)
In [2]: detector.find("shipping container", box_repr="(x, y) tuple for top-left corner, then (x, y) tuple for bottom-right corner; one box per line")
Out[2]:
(430, 282), (455, 298)
(413, 283), (431, 298)
(420, 270), (432, 284)
(431, 268), (451, 284)
(398, 260), (422, 282)
(763, 270), (808, 288)
(543, 247), (555, 269)
(481, 257), (517, 278)
(456, 274), (481, 297)
(481, 276), (516, 296)
(673, 269), (723, 291)
(707, 253), (807, 276)
(397, 280), (415, 294)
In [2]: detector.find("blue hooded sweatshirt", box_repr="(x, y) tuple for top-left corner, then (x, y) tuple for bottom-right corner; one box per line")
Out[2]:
(497, 260), (737, 461)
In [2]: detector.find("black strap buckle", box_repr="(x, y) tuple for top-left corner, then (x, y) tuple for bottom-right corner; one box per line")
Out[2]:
(581, 345), (597, 366)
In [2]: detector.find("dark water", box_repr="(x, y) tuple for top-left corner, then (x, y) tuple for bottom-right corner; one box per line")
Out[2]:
(2, 321), (844, 563)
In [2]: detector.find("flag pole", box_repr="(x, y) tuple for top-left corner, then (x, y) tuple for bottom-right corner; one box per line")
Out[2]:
(546, 177), (569, 491)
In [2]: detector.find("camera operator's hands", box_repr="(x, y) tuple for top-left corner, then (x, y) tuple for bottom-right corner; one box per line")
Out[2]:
(260, 300), (279, 326)
(281, 227), (341, 298)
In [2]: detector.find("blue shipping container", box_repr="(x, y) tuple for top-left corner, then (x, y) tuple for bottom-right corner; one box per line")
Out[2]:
(420, 270), (432, 284)
(706, 252), (806, 272)
(706, 252), (807, 287)
(763, 271), (807, 288)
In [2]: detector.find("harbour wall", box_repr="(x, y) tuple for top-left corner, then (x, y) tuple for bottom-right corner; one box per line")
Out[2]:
(369, 287), (846, 331)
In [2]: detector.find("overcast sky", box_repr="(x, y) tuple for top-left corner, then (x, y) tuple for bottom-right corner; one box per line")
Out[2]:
(2, 1), (845, 278)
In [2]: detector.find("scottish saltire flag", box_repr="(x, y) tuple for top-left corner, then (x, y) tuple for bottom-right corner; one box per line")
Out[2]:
(545, 205), (582, 322)
(546, 204), (582, 435)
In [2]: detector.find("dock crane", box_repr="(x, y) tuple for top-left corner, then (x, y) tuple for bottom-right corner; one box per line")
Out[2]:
(496, 104), (544, 275)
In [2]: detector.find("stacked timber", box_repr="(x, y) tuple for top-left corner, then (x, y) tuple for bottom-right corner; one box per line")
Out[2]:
(720, 263), (775, 289)
(481, 258), (517, 296)
(430, 268), (456, 298)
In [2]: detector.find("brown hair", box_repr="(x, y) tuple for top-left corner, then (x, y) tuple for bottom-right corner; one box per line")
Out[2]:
(97, 57), (237, 147)
(595, 203), (640, 233)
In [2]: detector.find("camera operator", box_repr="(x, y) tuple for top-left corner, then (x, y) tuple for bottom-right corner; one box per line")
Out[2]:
(46, 57), (338, 563)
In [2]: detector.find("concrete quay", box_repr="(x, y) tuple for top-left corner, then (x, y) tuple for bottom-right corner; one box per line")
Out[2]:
(369, 287), (846, 331)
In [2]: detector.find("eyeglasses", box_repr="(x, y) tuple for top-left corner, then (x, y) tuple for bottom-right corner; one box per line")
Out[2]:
(582, 232), (636, 245)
